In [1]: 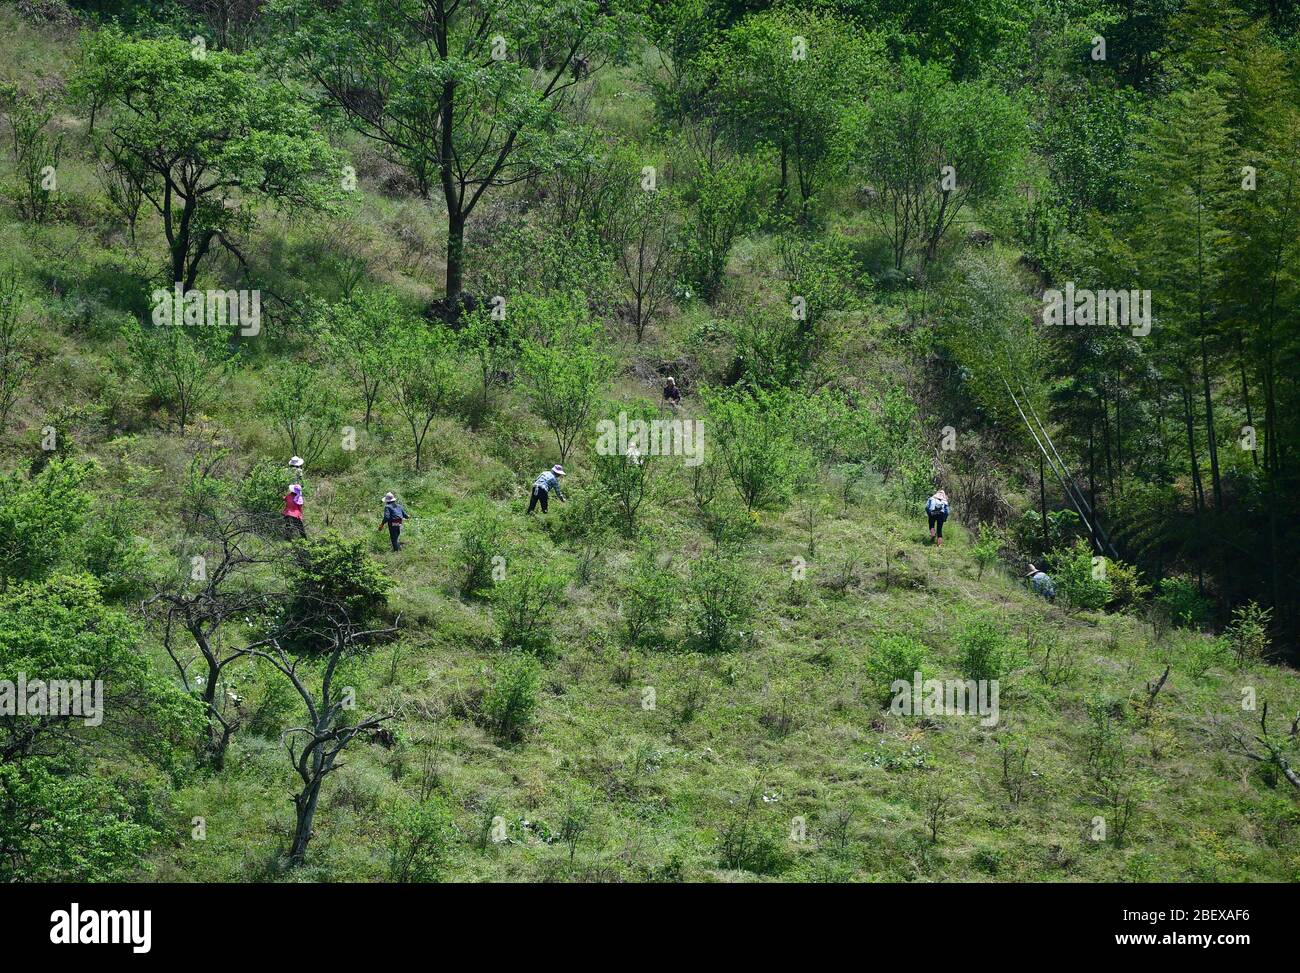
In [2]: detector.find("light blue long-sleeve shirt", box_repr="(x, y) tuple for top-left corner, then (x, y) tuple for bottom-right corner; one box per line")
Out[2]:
(533, 471), (564, 499)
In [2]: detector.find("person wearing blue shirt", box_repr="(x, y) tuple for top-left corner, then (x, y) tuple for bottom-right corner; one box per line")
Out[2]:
(1025, 564), (1057, 602)
(378, 491), (409, 550)
(527, 465), (566, 514)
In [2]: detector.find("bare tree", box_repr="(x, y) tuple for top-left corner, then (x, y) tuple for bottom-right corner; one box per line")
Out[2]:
(244, 611), (399, 868)
(0, 272), (30, 434)
(143, 510), (280, 769)
(614, 191), (678, 342)
(180, 0), (267, 53)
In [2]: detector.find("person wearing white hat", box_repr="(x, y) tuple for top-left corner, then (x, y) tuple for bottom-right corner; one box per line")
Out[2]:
(527, 465), (566, 514)
(288, 456), (305, 485)
(378, 491), (409, 550)
(925, 489), (950, 546)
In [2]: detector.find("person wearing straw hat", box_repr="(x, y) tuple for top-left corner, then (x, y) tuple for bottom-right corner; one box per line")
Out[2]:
(1025, 563), (1056, 602)
(282, 483), (306, 539)
(925, 489), (950, 546)
(378, 491), (409, 551)
(527, 464), (566, 514)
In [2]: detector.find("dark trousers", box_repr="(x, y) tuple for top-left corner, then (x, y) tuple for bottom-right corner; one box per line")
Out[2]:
(927, 513), (947, 537)
(388, 522), (402, 551)
(283, 515), (306, 539)
(527, 487), (549, 514)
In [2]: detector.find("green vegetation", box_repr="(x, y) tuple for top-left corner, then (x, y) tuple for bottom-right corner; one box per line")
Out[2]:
(0, 0), (1296, 884)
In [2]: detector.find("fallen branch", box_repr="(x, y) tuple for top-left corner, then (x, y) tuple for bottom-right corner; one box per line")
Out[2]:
(1231, 701), (1300, 792)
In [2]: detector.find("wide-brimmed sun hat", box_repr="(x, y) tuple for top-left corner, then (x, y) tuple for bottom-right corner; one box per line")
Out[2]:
(383, 492), (397, 502)
(288, 456), (304, 468)
(552, 465), (566, 476)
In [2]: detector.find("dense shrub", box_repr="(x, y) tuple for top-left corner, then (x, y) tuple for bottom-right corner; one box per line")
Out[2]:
(1011, 508), (1083, 561)
(237, 459), (290, 517)
(483, 652), (542, 741)
(592, 411), (657, 534)
(1153, 577), (1213, 631)
(457, 503), (507, 597)
(971, 522), (1001, 579)
(1181, 633), (1229, 678)
(686, 553), (755, 652)
(0, 459), (94, 583)
(704, 387), (812, 512)
(1104, 558), (1151, 612)
(492, 560), (567, 655)
(78, 498), (153, 599)
(1223, 600), (1272, 668)
(864, 633), (929, 706)
(554, 488), (616, 582)
(717, 784), (788, 875)
(618, 548), (677, 648)
(957, 618), (1012, 682)
(1048, 538), (1111, 613)
(286, 532), (390, 634)
(386, 798), (453, 882)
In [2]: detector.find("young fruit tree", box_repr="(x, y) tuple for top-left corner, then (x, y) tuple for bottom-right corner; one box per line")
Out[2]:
(385, 323), (458, 472)
(520, 328), (610, 464)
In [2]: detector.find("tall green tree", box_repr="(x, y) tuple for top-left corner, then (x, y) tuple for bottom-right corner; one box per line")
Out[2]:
(1127, 84), (1234, 516)
(126, 322), (235, 433)
(318, 291), (403, 431)
(0, 574), (201, 880)
(262, 363), (346, 469)
(701, 8), (884, 213)
(520, 327), (610, 464)
(842, 59), (1025, 272)
(272, 0), (641, 301)
(72, 30), (343, 289)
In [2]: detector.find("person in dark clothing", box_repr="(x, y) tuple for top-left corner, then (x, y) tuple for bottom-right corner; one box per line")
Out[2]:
(663, 376), (682, 405)
(925, 489), (949, 546)
(378, 491), (408, 550)
(527, 465), (566, 514)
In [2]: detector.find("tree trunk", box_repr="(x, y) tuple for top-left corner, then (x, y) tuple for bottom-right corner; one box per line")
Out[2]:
(288, 774), (323, 867)
(445, 210), (465, 300)
(1237, 334), (1257, 467)
(1182, 382), (1204, 513)
(1101, 393), (1115, 497)
(924, 191), (951, 267)
(776, 141), (788, 208)
(1039, 450), (1048, 553)
(1200, 335), (1223, 513)
(1087, 428), (1098, 550)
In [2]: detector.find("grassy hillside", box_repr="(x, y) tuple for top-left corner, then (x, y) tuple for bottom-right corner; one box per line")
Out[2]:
(0, 4), (1297, 884)
(144, 484), (1300, 883)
